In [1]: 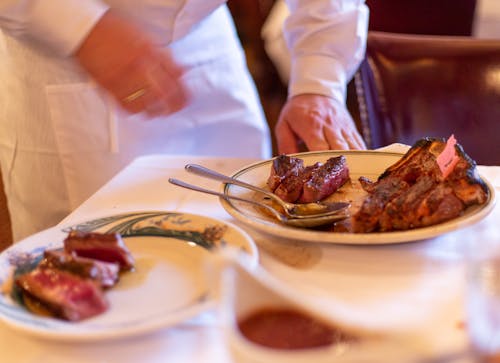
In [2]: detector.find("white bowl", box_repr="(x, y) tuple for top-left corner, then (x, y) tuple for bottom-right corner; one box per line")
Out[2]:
(214, 253), (425, 363)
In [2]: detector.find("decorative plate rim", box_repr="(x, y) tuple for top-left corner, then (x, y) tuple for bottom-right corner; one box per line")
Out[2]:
(0, 210), (258, 341)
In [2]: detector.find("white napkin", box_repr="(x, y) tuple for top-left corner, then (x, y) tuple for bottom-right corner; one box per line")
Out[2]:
(375, 143), (411, 154)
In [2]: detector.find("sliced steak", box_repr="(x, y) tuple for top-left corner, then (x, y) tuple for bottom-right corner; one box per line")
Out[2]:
(274, 163), (321, 202)
(378, 175), (438, 231)
(419, 183), (465, 227)
(300, 156), (350, 203)
(15, 267), (109, 321)
(267, 155), (304, 191)
(64, 231), (135, 271)
(39, 250), (120, 288)
(352, 177), (410, 233)
(268, 154), (350, 204)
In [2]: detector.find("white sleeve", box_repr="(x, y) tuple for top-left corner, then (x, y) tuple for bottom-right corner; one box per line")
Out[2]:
(283, 0), (369, 102)
(0, 0), (109, 55)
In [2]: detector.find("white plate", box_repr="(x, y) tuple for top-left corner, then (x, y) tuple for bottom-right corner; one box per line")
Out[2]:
(220, 151), (496, 245)
(0, 211), (257, 341)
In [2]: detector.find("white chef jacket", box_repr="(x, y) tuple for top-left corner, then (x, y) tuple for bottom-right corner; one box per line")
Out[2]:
(0, 0), (368, 241)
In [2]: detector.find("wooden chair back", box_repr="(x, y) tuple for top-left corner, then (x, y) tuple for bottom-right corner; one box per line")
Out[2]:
(356, 31), (500, 165)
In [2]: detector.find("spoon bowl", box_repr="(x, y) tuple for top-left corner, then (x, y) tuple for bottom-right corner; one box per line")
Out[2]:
(168, 178), (349, 228)
(184, 164), (349, 218)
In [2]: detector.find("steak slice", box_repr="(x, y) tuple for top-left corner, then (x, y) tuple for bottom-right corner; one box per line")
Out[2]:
(419, 183), (465, 227)
(64, 231), (135, 271)
(352, 176), (410, 233)
(267, 155), (304, 191)
(299, 156), (350, 203)
(274, 163), (321, 203)
(39, 250), (120, 288)
(268, 154), (351, 204)
(15, 267), (108, 321)
(377, 176), (436, 231)
(378, 181), (464, 231)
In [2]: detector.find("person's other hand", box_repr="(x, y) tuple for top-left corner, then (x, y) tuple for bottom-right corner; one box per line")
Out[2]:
(275, 94), (367, 154)
(75, 9), (188, 116)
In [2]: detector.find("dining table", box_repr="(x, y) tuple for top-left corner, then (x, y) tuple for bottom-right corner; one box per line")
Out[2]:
(0, 145), (499, 363)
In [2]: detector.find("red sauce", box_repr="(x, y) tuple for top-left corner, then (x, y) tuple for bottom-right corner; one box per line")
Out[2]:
(237, 307), (356, 350)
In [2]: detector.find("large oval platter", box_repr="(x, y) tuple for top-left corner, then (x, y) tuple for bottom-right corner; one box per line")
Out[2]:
(220, 150), (496, 245)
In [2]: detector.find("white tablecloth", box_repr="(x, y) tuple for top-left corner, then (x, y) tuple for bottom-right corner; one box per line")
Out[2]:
(1, 153), (499, 363)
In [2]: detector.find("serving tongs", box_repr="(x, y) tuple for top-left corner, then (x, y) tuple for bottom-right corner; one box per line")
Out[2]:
(183, 164), (350, 219)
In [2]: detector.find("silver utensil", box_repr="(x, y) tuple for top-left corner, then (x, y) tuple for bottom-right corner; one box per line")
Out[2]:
(168, 178), (349, 228)
(184, 164), (350, 219)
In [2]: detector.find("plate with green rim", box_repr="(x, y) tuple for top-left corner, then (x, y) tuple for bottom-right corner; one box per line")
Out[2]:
(0, 211), (257, 341)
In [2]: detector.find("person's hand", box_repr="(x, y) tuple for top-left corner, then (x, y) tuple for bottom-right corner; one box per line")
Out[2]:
(75, 9), (188, 116)
(275, 94), (367, 154)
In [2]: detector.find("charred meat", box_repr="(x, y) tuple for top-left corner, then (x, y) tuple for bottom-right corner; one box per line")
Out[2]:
(300, 156), (351, 203)
(268, 155), (350, 203)
(352, 136), (488, 232)
(267, 154), (304, 191)
(273, 163), (322, 203)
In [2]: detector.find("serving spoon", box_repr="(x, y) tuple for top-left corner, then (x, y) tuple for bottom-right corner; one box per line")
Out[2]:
(184, 164), (350, 219)
(168, 178), (349, 228)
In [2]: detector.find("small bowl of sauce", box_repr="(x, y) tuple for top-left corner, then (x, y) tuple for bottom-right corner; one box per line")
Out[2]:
(215, 251), (418, 363)
(225, 301), (360, 363)
(238, 307), (357, 350)
(217, 254), (361, 363)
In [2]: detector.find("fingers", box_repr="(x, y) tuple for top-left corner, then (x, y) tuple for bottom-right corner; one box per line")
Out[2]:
(120, 87), (149, 114)
(74, 10), (189, 118)
(323, 123), (367, 151)
(275, 94), (367, 154)
(120, 83), (186, 117)
(275, 119), (300, 155)
(345, 129), (367, 149)
(117, 52), (189, 117)
(158, 49), (185, 79)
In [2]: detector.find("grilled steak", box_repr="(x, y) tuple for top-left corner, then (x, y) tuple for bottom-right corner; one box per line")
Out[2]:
(352, 136), (488, 232)
(39, 250), (120, 288)
(300, 156), (350, 203)
(353, 177), (410, 233)
(64, 231), (135, 271)
(274, 163), (321, 203)
(15, 267), (108, 321)
(268, 155), (350, 203)
(267, 154), (304, 191)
